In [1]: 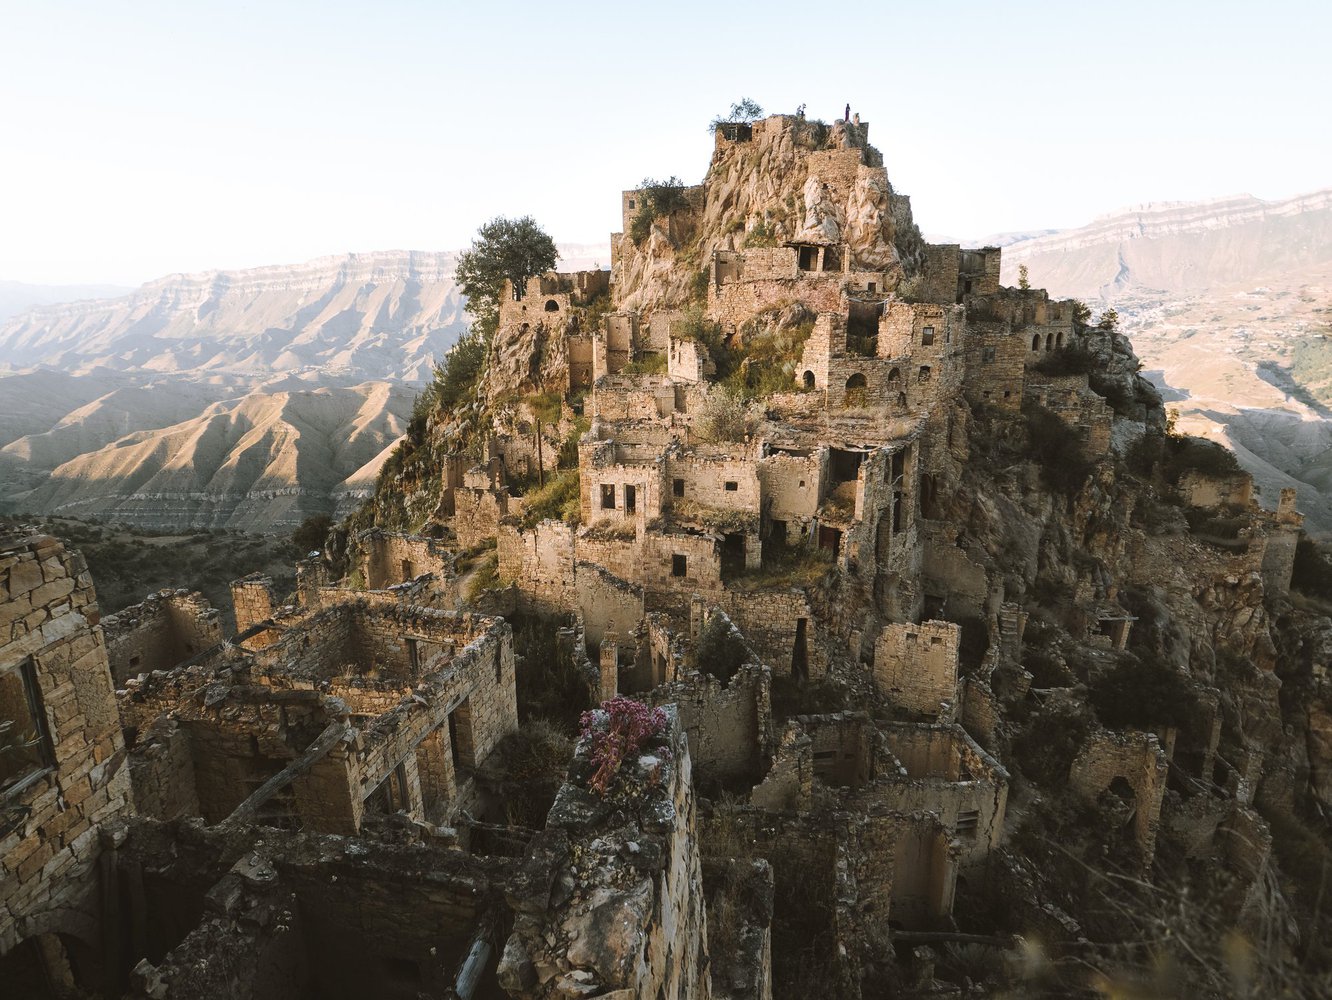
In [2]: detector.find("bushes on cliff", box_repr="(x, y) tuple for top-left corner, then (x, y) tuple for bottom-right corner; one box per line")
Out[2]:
(629, 176), (689, 244)
(518, 469), (581, 529)
(1011, 702), (1091, 788)
(1031, 344), (1098, 377)
(1160, 434), (1240, 483)
(1023, 402), (1092, 497)
(1292, 536), (1332, 602)
(423, 325), (489, 413)
(1089, 656), (1200, 731)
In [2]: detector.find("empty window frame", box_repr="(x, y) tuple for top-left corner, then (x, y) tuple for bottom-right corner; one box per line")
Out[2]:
(600, 484), (616, 510)
(671, 554), (687, 578)
(1, 659), (54, 798)
(672, 478), (685, 498)
(921, 325), (935, 346)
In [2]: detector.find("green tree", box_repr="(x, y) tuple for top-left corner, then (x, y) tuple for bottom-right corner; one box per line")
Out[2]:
(292, 513), (333, 556)
(1018, 263), (1030, 290)
(1097, 307), (1120, 331)
(629, 176), (689, 244)
(454, 216), (558, 336)
(710, 97), (764, 132)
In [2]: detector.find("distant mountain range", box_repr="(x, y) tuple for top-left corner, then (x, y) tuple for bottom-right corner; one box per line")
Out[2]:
(0, 245), (607, 531)
(1004, 188), (1332, 533)
(0, 279), (133, 323)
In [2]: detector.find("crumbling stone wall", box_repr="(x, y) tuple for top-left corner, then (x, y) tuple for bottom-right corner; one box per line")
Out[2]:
(1069, 729), (1169, 864)
(593, 374), (679, 421)
(876, 723), (1009, 870)
(1, 535), (132, 960)
(499, 706), (711, 1000)
(647, 663), (773, 789)
(718, 590), (824, 680)
(103, 590), (222, 685)
(575, 562), (643, 649)
(230, 574), (275, 634)
(125, 823), (519, 1000)
(358, 529), (452, 590)
(1178, 470), (1253, 509)
(1027, 374), (1113, 457)
(873, 620), (960, 718)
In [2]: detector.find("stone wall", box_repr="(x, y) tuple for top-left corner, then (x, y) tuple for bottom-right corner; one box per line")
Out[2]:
(499, 706), (711, 1000)
(647, 662), (773, 789)
(873, 620), (960, 718)
(231, 574), (275, 633)
(1069, 729), (1169, 865)
(718, 589), (824, 680)
(876, 723), (1009, 871)
(1, 535), (133, 960)
(575, 562), (643, 649)
(103, 590), (222, 685)
(358, 529), (453, 590)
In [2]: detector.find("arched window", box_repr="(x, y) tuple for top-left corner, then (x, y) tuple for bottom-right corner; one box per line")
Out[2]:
(1032, 333), (1041, 352)
(802, 370), (815, 389)
(918, 365), (932, 383)
(1045, 332), (1054, 351)
(887, 366), (901, 383)
(544, 299), (560, 312)
(897, 391), (907, 408)
(1056, 331), (1065, 348)
(845, 372), (867, 407)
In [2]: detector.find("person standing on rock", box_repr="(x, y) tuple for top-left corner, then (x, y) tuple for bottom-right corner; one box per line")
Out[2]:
(844, 102), (850, 122)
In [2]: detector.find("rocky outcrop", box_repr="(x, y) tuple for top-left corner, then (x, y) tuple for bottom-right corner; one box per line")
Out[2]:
(500, 706), (710, 1000)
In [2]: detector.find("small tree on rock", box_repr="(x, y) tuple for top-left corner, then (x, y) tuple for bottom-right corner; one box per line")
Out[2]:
(1018, 264), (1031, 290)
(454, 216), (558, 337)
(710, 97), (764, 132)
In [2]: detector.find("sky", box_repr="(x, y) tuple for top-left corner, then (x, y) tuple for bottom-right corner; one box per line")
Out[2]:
(1, 0), (1329, 286)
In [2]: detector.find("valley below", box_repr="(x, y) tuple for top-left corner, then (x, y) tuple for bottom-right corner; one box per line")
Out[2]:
(1004, 189), (1332, 533)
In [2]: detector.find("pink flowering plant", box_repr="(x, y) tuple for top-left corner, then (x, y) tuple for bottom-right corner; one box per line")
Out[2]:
(578, 696), (669, 797)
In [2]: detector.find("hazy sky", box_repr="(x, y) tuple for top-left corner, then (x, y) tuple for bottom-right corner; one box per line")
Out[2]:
(1, 0), (1328, 286)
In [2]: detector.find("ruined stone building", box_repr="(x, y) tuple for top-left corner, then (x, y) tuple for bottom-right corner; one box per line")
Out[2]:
(2, 108), (1323, 998)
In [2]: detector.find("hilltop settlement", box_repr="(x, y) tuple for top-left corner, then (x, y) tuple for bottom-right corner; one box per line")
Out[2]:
(5, 108), (1332, 998)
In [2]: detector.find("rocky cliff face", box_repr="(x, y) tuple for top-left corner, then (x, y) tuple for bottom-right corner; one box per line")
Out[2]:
(611, 117), (926, 315)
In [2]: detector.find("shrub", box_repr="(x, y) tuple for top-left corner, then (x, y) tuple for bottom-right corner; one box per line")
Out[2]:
(1011, 703), (1091, 788)
(709, 97), (764, 133)
(509, 612), (593, 731)
(743, 221), (779, 248)
(1031, 344), (1098, 376)
(696, 387), (762, 443)
(629, 176), (689, 244)
(579, 697), (669, 796)
(428, 327), (489, 412)
(620, 353), (667, 375)
(1160, 435), (1240, 484)
(1023, 403), (1093, 497)
(519, 469), (581, 528)
(1089, 656), (1200, 730)
(525, 390), (563, 425)
(1293, 536), (1332, 601)
(291, 514), (332, 557)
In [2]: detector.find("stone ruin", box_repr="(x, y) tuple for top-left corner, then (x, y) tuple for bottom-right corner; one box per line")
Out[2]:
(1, 106), (1309, 998)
